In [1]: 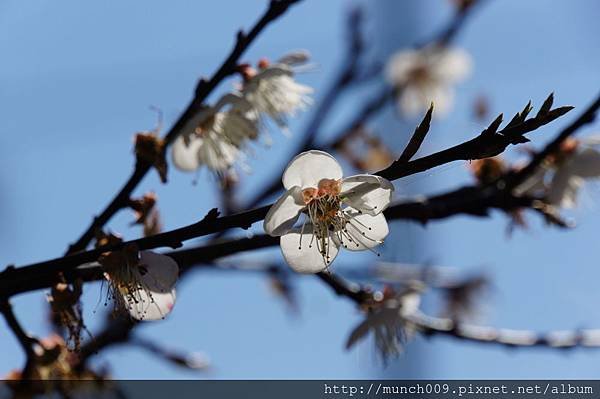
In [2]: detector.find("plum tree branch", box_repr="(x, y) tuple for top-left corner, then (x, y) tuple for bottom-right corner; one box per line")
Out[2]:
(318, 269), (600, 351)
(0, 299), (38, 375)
(65, 0), (302, 255)
(0, 95), (583, 297)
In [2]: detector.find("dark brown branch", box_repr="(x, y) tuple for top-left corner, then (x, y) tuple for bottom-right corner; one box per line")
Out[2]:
(0, 95), (579, 298)
(0, 299), (38, 374)
(66, 0), (302, 254)
(316, 272), (374, 304)
(509, 92), (600, 188)
(376, 99), (573, 181)
(77, 317), (136, 365)
(1, 183), (531, 297)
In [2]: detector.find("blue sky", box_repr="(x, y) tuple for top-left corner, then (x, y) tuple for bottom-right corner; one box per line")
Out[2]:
(1, 0), (600, 379)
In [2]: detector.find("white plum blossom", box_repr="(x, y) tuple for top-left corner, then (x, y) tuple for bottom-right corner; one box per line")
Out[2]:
(241, 51), (314, 130)
(264, 150), (394, 273)
(102, 250), (179, 321)
(172, 93), (259, 174)
(346, 286), (422, 362)
(385, 45), (472, 117)
(546, 137), (600, 208)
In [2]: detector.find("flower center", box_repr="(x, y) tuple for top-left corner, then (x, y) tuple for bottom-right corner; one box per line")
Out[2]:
(302, 178), (342, 222)
(408, 63), (432, 86)
(297, 179), (380, 265)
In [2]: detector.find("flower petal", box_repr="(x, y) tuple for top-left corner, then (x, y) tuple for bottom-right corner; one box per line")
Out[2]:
(282, 150), (343, 190)
(128, 251), (179, 321)
(547, 165), (584, 208)
(127, 288), (177, 321)
(196, 130), (240, 172)
(277, 50), (311, 66)
(139, 251), (179, 289)
(264, 187), (305, 236)
(513, 165), (548, 196)
(569, 148), (600, 178)
(280, 226), (339, 273)
(385, 50), (420, 86)
(334, 210), (389, 251)
(341, 174), (394, 215)
(431, 47), (472, 83)
(172, 134), (203, 172)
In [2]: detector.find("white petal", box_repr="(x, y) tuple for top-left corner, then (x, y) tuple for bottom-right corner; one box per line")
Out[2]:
(335, 210), (389, 251)
(129, 251), (179, 321)
(277, 50), (311, 66)
(547, 166), (584, 208)
(431, 47), (472, 83)
(385, 50), (420, 86)
(397, 86), (428, 116)
(569, 148), (600, 178)
(196, 131), (240, 172)
(139, 251), (179, 289)
(263, 187), (305, 236)
(172, 135), (202, 172)
(127, 288), (177, 321)
(426, 85), (454, 117)
(398, 84), (452, 117)
(341, 174), (394, 215)
(579, 135), (600, 146)
(280, 226), (339, 273)
(513, 165), (548, 196)
(282, 150), (343, 190)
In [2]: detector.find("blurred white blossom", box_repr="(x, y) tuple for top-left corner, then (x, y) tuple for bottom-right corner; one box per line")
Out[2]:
(172, 93), (259, 174)
(346, 286), (422, 362)
(546, 137), (600, 208)
(264, 150), (394, 273)
(385, 45), (472, 117)
(241, 50), (314, 131)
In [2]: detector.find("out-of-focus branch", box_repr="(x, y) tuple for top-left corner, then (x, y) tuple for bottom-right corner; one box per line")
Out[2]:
(0, 299), (38, 375)
(318, 270), (600, 351)
(129, 337), (210, 371)
(76, 317), (136, 366)
(66, 0), (302, 254)
(409, 312), (600, 350)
